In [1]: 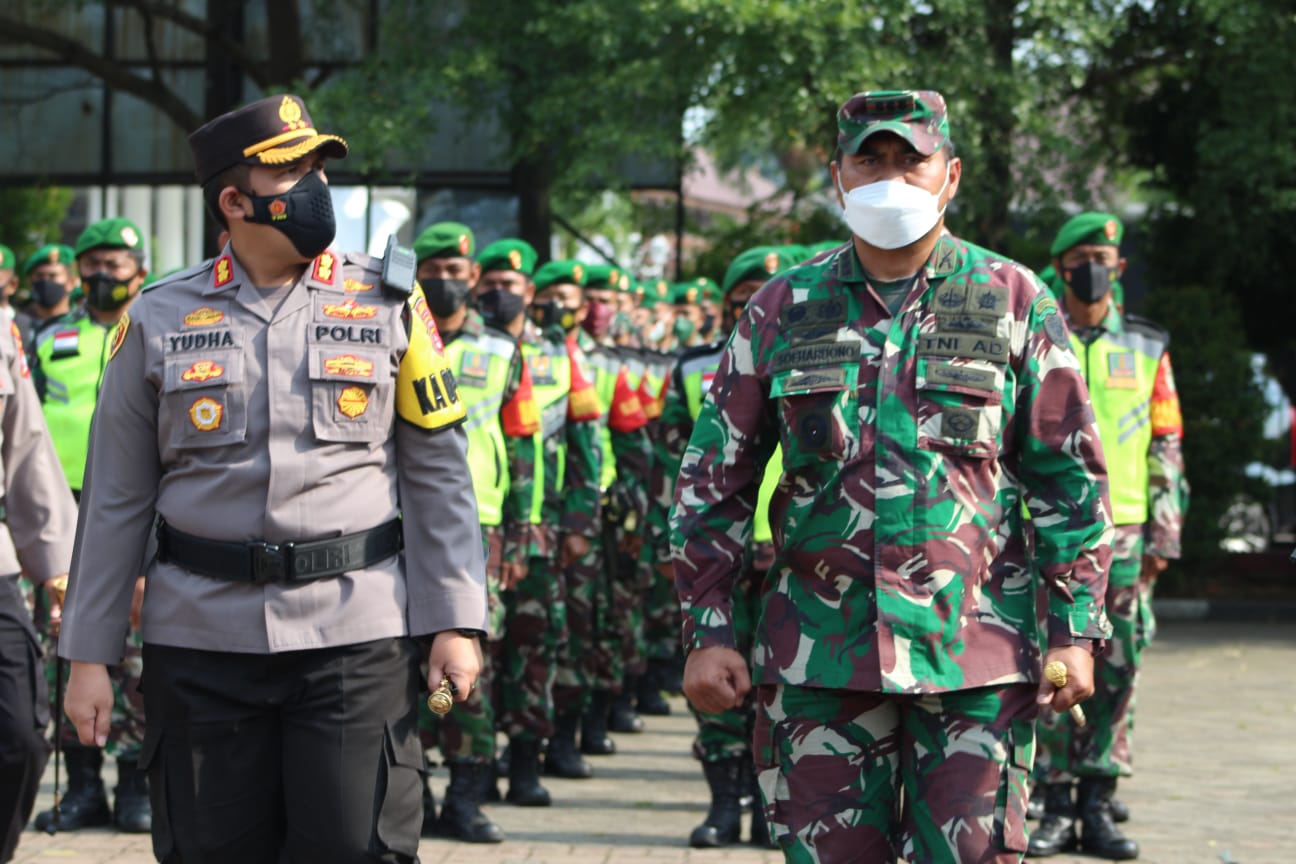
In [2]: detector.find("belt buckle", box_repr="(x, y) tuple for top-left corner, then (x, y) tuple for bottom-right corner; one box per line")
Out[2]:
(250, 542), (294, 583)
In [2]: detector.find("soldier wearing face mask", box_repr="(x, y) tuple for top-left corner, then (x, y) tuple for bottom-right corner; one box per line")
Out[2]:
(1028, 213), (1185, 861)
(411, 228), (539, 843)
(17, 244), (78, 357)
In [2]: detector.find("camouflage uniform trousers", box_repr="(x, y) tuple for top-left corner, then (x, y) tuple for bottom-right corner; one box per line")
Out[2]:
(1036, 533), (1148, 780)
(604, 532), (650, 684)
(553, 539), (603, 715)
(691, 552), (766, 763)
(640, 549), (681, 665)
(498, 553), (566, 742)
(420, 527), (505, 763)
(754, 682), (1037, 863)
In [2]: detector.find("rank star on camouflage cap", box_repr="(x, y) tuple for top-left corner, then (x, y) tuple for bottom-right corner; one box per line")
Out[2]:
(188, 93), (348, 186)
(414, 222), (476, 262)
(477, 239), (538, 276)
(22, 243), (76, 276)
(74, 217), (145, 257)
(837, 90), (950, 157)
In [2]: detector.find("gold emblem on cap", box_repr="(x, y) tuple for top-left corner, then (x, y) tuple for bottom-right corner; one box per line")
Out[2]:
(508, 249), (522, 270)
(458, 235), (470, 256)
(572, 264), (584, 284)
(1104, 219), (1118, 241)
(279, 95), (306, 131)
(120, 226), (139, 248)
(764, 252), (780, 273)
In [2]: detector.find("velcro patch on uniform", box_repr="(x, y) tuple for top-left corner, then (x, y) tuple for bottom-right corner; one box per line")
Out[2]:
(528, 354), (556, 386)
(50, 328), (80, 357)
(926, 361), (997, 392)
(770, 339), (859, 373)
(324, 354), (375, 378)
(965, 286), (1009, 316)
(917, 333), (1008, 363)
(780, 298), (848, 332)
(933, 283), (969, 310)
(188, 396), (224, 431)
(321, 300), (378, 320)
(180, 360), (225, 384)
(941, 406), (981, 439)
(337, 385), (369, 418)
(1032, 292), (1069, 347)
(458, 350), (490, 386)
(343, 278), (373, 293)
(935, 312), (998, 336)
(184, 306), (225, 327)
(771, 364), (858, 397)
(166, 329), (237, 353)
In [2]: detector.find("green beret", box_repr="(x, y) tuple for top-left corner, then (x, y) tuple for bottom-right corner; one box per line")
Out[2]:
(533, 259), (588, 291)
(1049, 212), (1124, 257)
(803, 240), (845, 261)
(23, 243), (76, 276)
(722, 246), (797, 294)
(670, 282), (702, 305)
(75, 217), (145, 257)
(691, 277), (722, 303)
(477, 239), (538, 276)
(413, 222), (475, 261)
(838, 90), (950, 157)
(0, 244), (13, 271)
(583, 263), (623, 291)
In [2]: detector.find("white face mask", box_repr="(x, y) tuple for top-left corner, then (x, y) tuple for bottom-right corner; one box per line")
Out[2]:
(838, 162), (951, 250)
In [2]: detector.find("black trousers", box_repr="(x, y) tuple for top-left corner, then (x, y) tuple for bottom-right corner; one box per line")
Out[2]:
(0, 576), (50, 863)
(141, 638), (425, 864)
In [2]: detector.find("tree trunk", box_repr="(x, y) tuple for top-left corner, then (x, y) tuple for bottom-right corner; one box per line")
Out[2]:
(264, 0), (305, 88)
(978, 0), (1015, 250)
(513, 155), (553, 261)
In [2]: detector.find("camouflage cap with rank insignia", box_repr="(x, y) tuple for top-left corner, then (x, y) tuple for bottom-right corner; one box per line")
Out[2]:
(414, 221), (476, 262)
(532, 259), (587, 291)
(74, 217), (145, 257)
(477, 238), (538, 276)
(188, 93), (348, 186)
(1049, 211), (1124, 257)
(837, 90), (950, 157)
(22, 243), (76, 276)
(721, 245), (797, 294)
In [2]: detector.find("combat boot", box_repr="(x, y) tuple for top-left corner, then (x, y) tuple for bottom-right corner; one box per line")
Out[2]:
(419, 775), (437, 837)
(1027, 782), (1045, 820)
(652, 656), (684, 694)
(505, 737), (551, 806)
(688, 756), (744, 848)
(432, 761), (504, 843)
(544, 712), (593, 779)
(609, 678), (645, 733)
(636, 665), (672, 716)
(1077, 777), (1138, 859)
(1026, 782), (1077, 857)
(1109, 788), (1131, 823)
(112, 758), (151, 833)
(580, 690), (617, 755)
(33, 745), (112, 831)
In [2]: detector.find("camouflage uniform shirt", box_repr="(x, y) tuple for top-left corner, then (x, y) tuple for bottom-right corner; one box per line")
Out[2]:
(671, 236), (1113, 694)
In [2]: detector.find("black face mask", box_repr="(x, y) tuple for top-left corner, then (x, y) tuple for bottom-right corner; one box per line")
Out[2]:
(531, 299), (578, 333)
(421, 278), (471, 318)
(30, 279), (69, 308)
(700, 312), (717, 339)
(476, 288), (527, 329)
(1063, 261), (1116, 304)
(241, 171), (336, 259)
(83, 271), (138, 311)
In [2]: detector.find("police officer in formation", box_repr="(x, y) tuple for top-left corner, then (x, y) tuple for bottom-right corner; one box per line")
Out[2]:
(58, 94), (488, 863)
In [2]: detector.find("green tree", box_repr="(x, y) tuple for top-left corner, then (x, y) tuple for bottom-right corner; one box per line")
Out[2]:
(0, 187), (75, 279)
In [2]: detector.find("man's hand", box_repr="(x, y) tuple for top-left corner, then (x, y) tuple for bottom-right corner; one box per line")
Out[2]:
(130, 576), (146, 630)
(683, 646), (751, 714)
(1037, 645), (1094, 712)
(500, 560), (528, 591)
(66, 661), (114, 747)
(559, 533), (590, 569)
(1140, 554), (1168, 586)
(428, 630), (483, 704)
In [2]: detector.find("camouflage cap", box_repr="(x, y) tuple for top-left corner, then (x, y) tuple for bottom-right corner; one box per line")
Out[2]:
(477, 239), (538, 276)
(414, 221), (476, 262)
(188, 94), (348, 186)
(1049, 212), (1124, 257)
(837, 90), (950, 157)
(533, 259), (588, 291)
(721, 245), (797, 294)
(75, 218), (145, 257)
(22, 243), (76, 276)
(0, 243), (13, 271)
(582, 263), (623, 292)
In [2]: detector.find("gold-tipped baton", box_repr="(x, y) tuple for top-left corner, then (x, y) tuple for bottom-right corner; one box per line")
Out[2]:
(1043, 660), (1086, 727)
(46, 576), (69, 835)
(426, 676), (455, 716)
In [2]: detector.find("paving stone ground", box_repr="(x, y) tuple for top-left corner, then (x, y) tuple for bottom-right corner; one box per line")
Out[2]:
(12, 620), (1295, 863)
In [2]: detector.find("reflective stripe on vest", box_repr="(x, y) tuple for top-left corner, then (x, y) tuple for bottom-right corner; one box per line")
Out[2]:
(522, 336), (571, 526)
(445, 332), (514, 526)
(1072, 326), (1165, 526)
(586, 348), (620, 490)
(35, 313), (115, 491)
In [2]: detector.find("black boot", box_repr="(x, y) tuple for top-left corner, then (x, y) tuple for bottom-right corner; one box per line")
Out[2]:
(1026, 782), (1077, 857)
(544, 712), (593, 779)
(1027, 782), (1045, 820)
(636, 665), (672, 716)
(653, 656), (684, 694)
(112, 758), (151, 833)
(34, 746), (112, 831)
(689, 756), (744, 848)
(505, 738), (551, 806)
(1109, 784), (1130, 823)
(580, 691), (617, 755)
(419, 776), (438, 838)
(609, 679), (645, 734)
(432, 761), (505, 843)
(1078, 777), (1139, 859)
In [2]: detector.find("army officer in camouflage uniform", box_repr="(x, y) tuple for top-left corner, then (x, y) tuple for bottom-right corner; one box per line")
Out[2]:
(671, 90), (1113, 863)
(59, 94), (487, 864)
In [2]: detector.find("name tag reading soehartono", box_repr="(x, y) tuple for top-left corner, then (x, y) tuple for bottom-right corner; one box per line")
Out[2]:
(771, 339), (860, 373)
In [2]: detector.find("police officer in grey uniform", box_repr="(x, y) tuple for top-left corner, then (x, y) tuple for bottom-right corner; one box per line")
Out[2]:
(58, 94), (488, 864)
(0, 318), (78, 863)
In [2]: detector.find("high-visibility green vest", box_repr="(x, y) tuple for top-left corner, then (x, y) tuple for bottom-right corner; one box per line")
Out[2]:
(445, 329), (515, 526)
(1071, 318), (1167, 526)
(522, 333), (571, 525)
(677, 341), (784, 542)
(34, 310), (118, 491)
(584, 343), (621, 491)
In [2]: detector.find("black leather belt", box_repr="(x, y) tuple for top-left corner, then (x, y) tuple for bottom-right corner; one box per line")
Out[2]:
(156, 519), (402, 584)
